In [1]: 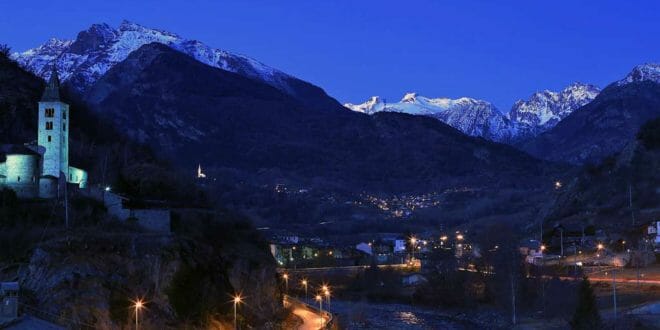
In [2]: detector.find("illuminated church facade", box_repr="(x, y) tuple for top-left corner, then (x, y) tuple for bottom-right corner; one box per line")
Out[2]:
(0, 69), (87, 199)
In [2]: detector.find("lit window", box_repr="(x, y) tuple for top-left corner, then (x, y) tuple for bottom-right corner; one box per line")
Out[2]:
(45, 108), (55, 117)
(46, 122), (53, 130)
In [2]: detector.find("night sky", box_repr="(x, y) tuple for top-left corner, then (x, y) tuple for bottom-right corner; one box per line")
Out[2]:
(1, 0), (659, 110)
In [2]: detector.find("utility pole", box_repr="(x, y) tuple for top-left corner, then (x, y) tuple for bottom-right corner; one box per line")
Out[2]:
(64, 177), (69, 228)
(629, 183), (635, 226)
(613, 269), (617, 327)
(560, 228), (564, 258)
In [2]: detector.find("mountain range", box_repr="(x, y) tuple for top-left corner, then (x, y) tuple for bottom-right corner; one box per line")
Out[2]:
(10, 21), (660, 169)
(521, 64), (660, 164)
(12, 20), (340, 111)
(345, 83), (601, 142)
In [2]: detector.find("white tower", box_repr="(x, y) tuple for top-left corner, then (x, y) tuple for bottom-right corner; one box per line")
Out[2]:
(37, 67), (69, 180)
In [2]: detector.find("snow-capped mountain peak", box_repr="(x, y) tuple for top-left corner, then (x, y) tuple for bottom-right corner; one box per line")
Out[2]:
(12, 21), (295, 95)
(346, 82), (600, 142)
(346, 93), (517, 141)
(344, 96), (385, 114)
(401, 92), (418, 103)
(508, 82), (600, 134)
(616, 63), (660, 86)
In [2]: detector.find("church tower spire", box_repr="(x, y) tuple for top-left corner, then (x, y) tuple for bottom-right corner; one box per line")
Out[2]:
(41, 66), (61, 102)
(38, 64), (69, 182)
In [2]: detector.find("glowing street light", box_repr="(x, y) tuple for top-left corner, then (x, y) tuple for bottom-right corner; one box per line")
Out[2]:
(540, 245), (546, 253)
(597, 243), (604, 251)
(104, 186), (111, 192)
(410, 236), (417, 261)
(315, 295), (324, 327)
(456, 234), (464, 241)
(282, 273), (289, 293)
(132, 299), (145, 330)
(301, 279), (308, 299)
(233, 294), (243, 330)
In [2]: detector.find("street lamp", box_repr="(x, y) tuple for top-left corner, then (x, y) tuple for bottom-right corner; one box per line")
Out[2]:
(301, 279), (308, 300)
(282, 273), (289, 293)
(315, 295), (324, 327)
(410, 236), (417, 261)
(233, 294), (242, 330)
(132, 299), (144, 330)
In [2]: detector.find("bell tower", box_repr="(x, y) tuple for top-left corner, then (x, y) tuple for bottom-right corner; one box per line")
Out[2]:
(37, 67), (69, 180)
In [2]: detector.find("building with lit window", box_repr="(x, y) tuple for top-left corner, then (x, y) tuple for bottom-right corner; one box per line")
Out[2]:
(0, 68), (87, 199)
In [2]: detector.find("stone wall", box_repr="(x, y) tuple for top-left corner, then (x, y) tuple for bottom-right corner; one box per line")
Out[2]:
(68, 166), (88, 188)
(130, 209), (171, 233)
(4, 154), (39, 198)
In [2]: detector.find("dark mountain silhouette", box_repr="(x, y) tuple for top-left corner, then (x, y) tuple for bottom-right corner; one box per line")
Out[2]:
(520, 81), (660, 164)
(84, 43), (553, 193)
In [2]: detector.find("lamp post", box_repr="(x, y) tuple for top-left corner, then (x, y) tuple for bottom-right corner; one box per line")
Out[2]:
(133, 299), (144, 330)
(233, 294), (242, 330)
(301, 279), (308, 300)
(282, 273), (289, 294)
(315, 295), (323, 328)
(322, 285), (331, 307)
(410, 237), (417, 262)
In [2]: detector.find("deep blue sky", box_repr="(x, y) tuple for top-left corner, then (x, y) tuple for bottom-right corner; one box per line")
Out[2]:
(1, 0), (659, 110)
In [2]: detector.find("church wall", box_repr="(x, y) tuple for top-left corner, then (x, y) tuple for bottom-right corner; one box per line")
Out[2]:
(38, 176), (58, 199)
(4, 154), (39, 198)
(68, 166), (88, 189)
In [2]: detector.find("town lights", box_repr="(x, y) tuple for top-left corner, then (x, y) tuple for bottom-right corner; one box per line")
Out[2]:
(555, 181), (562, 189)
(597, 243), (604, 250)
(105, 186), (111, 192)
(282, 273), (289, 293)
(440, 235), (448, 241)
(456, 234), (464, 240)
(540, 245), (546, 252)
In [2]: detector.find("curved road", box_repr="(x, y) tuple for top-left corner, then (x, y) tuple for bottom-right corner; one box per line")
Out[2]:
(287, 296), (331, 330)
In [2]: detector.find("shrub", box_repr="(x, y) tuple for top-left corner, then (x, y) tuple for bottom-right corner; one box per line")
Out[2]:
(637, 117), (660, 150)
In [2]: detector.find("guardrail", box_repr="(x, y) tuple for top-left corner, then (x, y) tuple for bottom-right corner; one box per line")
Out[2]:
(285, 295), (335, 329)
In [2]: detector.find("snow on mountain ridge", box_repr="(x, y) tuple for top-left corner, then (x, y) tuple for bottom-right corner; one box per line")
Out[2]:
(345, 82), (600, 142)
(345, 93), (517, 141)
(12, 20), (290, 93)
(508, 82), (600, 134)
(616, 63), (660, 86)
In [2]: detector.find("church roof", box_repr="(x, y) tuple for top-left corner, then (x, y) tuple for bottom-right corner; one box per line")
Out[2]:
(0, 144), (40, 156)
(41, 66), (61, 102)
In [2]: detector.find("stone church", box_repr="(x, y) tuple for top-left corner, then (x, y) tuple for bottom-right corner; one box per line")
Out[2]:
(0, 68), (87, 198)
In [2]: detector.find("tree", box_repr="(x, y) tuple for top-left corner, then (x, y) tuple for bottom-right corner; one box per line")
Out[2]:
(570, 277), (602, 330)
(0, 44), (10, 57)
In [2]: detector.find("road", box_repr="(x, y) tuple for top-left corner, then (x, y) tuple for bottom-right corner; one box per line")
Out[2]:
(286, 296), (331, 330)
(292, 305), (328, 330)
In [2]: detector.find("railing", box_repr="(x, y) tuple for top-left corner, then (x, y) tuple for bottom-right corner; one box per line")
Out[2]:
(19, 303), (95, 329)
(285, 295), (335, 329)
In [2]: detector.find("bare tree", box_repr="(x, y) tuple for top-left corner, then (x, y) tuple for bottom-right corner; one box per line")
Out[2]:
(0, 44), (10, 57)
